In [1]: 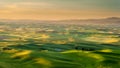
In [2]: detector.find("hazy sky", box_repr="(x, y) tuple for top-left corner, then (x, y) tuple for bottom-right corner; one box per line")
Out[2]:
(0, 0), (120, 20)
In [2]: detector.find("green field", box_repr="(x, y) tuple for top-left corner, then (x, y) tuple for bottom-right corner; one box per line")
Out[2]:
(0, 23), (120, 68)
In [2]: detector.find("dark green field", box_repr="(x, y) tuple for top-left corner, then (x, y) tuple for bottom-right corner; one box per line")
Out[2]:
(0, 22), (120, 68)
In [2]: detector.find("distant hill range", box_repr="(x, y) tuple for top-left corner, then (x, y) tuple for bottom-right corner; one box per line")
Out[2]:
(0, 17), (120, 25)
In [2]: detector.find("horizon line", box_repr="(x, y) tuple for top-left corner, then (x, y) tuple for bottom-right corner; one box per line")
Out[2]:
(0, 17), (120, 21)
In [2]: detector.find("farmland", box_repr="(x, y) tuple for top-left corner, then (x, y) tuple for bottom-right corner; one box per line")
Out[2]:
(0, 19), (120, 68)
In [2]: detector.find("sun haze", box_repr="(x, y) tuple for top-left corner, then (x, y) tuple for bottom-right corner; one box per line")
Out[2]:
(0, 0), (120, 20)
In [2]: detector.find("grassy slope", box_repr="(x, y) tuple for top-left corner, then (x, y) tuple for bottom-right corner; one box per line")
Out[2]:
(0, 42), (120, 68)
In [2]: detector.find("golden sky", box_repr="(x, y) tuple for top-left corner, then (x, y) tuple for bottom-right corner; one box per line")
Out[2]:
(0, 0), (120, 20)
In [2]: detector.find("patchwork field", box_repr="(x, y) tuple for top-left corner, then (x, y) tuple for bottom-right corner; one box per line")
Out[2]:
(0, 22), (120, 68)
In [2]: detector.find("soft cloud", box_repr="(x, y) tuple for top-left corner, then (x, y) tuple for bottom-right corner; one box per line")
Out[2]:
(0, 2), (52, 9)
(0, 0), (120, 20)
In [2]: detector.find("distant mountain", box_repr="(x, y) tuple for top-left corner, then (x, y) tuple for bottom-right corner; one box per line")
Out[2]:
(106, 17), (120, 20)
(51, 17), (120, 25)
(0, 17), (120, 25)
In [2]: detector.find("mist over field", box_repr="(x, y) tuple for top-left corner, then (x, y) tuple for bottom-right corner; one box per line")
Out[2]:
(0, 17), (120, 68)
